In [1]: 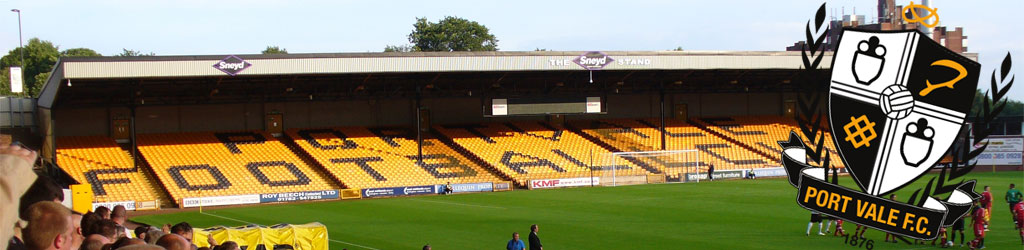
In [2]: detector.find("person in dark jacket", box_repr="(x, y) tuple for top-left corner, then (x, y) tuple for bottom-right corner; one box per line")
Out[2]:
(528, 224), (542, 250)
(707, 164), (715, 181)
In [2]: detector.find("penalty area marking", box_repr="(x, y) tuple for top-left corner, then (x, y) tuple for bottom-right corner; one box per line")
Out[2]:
(200, 211), (380, 250)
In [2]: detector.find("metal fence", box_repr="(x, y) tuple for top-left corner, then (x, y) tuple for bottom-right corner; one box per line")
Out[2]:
(0, 96), (36, 128)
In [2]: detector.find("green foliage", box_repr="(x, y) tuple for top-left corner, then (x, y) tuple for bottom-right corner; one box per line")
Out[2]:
(1, 38), (60, 97)
(383, 45), (414, 52)
(116, 49), (155, 57)
(971, 89), (1023, 117)
(262, 46), (288, 54)
(407, 16), (498, 52)
(60, 48), (101, 57)
(672, 46), (684, 51)
(31, 72), (50, 95)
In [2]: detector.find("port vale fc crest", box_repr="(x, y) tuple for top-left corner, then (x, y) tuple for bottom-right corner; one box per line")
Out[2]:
(831, 29), (978, 196)
(780, 29), (983, 240)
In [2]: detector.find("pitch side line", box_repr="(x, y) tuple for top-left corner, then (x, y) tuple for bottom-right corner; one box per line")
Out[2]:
(328, 240), (381, 250)
(201, 212), (253, 225)
(200, 212), (380, 250)
(410, 198), (507, 209)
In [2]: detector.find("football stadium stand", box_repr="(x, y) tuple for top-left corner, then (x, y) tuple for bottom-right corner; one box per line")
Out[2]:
(570, 119), (771, 179)
(56, 136), (166, 204)
(137, 131), (338, 204)
(285, 127), (505, 189)
(435, 121), (653, 186)
(692, 116), (845, 168)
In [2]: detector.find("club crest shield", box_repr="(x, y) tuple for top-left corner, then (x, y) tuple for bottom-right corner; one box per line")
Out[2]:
(780, 3), (1006, 241)
(828, 29), (980, 196)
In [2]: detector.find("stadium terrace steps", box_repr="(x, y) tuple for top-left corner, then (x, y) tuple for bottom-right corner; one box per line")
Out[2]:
(569, 118), (774, 180)
(277, 135), (349, 189)
(128, 146), (177, 208)
(435, 122), (654, 186)
(56, 136), (166, 204)
(429, 127), (513, 184)
(690, 116), (845, 168)
(562, 123), (669, 175)
(285, 127), (505, 190)
(687, 118), (775, 160)
(137, 131), (339, 204)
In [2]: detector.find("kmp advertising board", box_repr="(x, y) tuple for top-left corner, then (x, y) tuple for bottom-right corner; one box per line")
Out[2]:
(362, 185), (438, 198)
(529, 177), (599, 189)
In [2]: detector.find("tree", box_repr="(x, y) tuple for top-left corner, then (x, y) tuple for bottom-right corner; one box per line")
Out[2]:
(672, 46), (684, 51)
(383, 45), (414, 52)
(31, 72), (50, 95)
(262, 46), (288, 54)
(971, 89), (1023, 118)
(61, 48), (101, 57)
(1, 38), (60, 97)
(407, 16), (498, 52)
(116, 49), (155, 57)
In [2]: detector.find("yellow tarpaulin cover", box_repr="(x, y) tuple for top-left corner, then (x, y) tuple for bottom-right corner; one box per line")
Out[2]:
(193, 222), (328, 250)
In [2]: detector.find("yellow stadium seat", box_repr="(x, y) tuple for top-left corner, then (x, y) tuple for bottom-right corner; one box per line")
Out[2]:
(57, 136), (166, 204)
(137, 131), (338, 204)
(285, 127), (504, 189)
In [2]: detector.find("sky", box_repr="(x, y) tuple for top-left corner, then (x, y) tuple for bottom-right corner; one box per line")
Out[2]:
(0, 0), (1021, 103)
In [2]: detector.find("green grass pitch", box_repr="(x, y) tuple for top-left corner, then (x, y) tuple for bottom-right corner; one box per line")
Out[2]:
(134, 171), (1024, 249)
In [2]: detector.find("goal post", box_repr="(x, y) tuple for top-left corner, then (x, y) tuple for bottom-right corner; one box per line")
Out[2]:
(599, 149), (700, 186)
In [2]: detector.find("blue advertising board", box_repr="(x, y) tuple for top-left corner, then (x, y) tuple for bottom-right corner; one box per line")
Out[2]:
(436, 182), (494, 193)
(750, 167), (788, 178)
(362, 185), (437, 198)
(260, 190), (339, 203)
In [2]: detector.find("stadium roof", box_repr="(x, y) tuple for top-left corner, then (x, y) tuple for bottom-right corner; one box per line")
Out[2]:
(51, 51), (837, 79)
(36, 50), (977, 108)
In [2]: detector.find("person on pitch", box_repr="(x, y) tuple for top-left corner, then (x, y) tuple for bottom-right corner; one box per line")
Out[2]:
(832, 218), (847, 237)
(853, 223), (867, 238)
(823, 215), (833, 235)
(1012, 200), (1024, 244)
(950, 212), (966, 247)
(969, 201), (987, 250)
(528, 224), (542, 250)
(707, 164), (715, 181)
(506, 232), (525, 250)
(806, 213), (825, 236)
(980, 186), (992, 231)
(1007, 183), (1023, 228)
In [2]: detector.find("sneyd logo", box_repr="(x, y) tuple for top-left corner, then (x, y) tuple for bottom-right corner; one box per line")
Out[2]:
(573, 51), (614, 70)
(212, 55), (252, 76)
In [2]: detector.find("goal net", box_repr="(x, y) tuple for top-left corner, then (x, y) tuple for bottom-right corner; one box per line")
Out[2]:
(599, 149), (700, 186)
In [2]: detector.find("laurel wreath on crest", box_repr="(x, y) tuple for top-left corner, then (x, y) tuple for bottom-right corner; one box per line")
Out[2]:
(796, 3), (832, 179)
(799, 2), (1014, 244)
